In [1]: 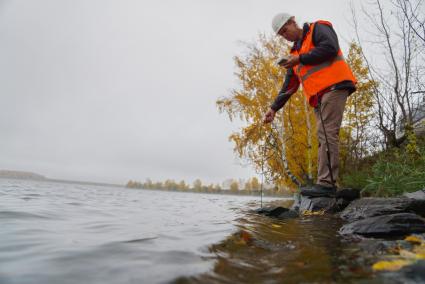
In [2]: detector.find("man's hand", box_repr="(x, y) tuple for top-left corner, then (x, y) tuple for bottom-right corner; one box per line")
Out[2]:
(263, 108), (276, 124)
(282, 55), (300, 69)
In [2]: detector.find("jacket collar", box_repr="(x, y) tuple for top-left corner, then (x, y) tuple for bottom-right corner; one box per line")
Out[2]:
(292, 22), (311, 51)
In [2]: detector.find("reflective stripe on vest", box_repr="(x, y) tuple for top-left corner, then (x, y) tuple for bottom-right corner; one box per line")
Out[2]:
(291, 20), (357, 107)
(298, 55), (345, 82)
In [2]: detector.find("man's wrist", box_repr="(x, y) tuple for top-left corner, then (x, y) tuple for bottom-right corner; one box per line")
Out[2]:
(270, 105), (280, 112)
(299, 54), (306, 65)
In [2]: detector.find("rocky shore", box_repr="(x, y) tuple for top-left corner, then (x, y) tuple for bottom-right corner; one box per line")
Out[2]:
(256, 188), (425, 283)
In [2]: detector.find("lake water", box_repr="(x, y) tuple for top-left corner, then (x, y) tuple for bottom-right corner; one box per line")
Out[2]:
(1, 179), (393, 284)
(0, 179), (278, 284)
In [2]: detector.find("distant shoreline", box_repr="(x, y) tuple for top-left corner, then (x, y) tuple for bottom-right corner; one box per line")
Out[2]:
(0, 170), (123, 188)
(126, 184), (293, 198)
(0, 170), (292, 198)
(0, 176), (124, 188)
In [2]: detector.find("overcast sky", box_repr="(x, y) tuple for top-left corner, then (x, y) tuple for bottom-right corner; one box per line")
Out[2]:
(0, 0), (363, 185)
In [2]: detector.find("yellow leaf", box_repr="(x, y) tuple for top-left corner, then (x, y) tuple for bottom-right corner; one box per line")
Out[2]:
(414, 253), (425, 259)
(399, 249), (417, 259)
(234, 239), (246, 245)
(271, 224), (282, 228)
(405, 235), (423, 245)
(302, 209), (325, 216)
(372, 260), (412, 271)
(412, 245), (425, 257)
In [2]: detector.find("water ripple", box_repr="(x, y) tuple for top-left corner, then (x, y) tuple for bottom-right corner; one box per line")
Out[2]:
(0, 211), (50, 220)
(0, 179), (264, 284)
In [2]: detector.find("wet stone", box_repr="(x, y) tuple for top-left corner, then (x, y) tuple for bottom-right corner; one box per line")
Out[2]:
(339, 213), (425, 237)
(396, 260), (425, 282)
(380, 260), (425, 284)
(336, 188), (361, 201)
(335, 197), (351, 211)
(403, 188), (425, 200)
(297, 195), (339, 213)
(356, 238), (403, 255)
(291, 194), (354, 214)
(339, 197), (425, 223)
(255, 206), (299, 219)
(289, 187), (360, 214)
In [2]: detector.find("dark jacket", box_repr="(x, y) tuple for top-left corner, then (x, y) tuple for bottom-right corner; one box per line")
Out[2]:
(271, 22), (356, 112)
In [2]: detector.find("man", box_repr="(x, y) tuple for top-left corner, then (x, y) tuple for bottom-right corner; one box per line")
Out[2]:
(263, 13), (357, 197)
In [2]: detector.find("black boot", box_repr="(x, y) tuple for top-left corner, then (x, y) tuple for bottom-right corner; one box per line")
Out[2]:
(300, 184), (336, 197)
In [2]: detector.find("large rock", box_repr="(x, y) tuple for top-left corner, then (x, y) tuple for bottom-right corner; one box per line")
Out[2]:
(336, 188), (361, 201)
(372, 259), (425, 283)
(339, 213), (425, 237)
(255, 188), (360, 219)
(386, 259), (425, 283)
(403, 189), (425, 200)
(291, 195), (339, 213)
(291, 188), (359, 213)
(339, 197), (425, 222)
(255, 206), (299, 219)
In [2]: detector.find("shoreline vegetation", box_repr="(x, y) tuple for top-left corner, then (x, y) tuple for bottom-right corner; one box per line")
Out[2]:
(0, 169), (292, 197)
(342, 137), (425, 197)
(0, 170), (47, 181)
(0, 170), (122, 188)
(125, 178), (293, 197)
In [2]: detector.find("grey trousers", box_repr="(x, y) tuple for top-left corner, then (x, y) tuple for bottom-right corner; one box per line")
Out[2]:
(314, 89), (348, 187)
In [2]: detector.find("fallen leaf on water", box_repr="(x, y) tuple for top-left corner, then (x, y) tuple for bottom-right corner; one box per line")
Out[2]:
(271, 224), (282, 228)
(302, 209), (325, 216)
(412, 245), (425, 259)
(405, 235), (423, 245)
(234, 239), (246, 245)
(228, 230), (250, 246)
(233, 230), (252, 245)
(399, 249), (417, 259)
(372, 260), (412, 271)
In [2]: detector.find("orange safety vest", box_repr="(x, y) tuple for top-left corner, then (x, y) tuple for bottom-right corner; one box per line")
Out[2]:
(291, 20), (357, 107)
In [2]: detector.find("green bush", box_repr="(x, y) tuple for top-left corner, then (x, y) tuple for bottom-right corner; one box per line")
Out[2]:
(341, 170), (371, 191)
(342, 137), (425, 197)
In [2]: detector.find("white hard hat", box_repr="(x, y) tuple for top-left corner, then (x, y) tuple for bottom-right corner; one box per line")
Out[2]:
(271, 13), (293, 34)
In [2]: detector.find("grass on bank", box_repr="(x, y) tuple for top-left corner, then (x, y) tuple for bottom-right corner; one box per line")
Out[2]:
(342, 135), (425, 197)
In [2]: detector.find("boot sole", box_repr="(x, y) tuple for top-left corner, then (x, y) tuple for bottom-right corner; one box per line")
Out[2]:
(300, 191), (336, 198)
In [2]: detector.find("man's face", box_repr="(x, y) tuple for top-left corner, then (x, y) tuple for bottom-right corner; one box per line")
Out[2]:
(278, 20), (299, 42)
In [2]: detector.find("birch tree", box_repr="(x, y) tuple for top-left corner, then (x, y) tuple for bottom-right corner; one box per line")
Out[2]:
(351, 0), (425, 148)
(216, 34), (315, 190)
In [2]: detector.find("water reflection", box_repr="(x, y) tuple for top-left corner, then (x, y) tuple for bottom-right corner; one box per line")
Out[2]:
(0, 179), (278, 284)
(177, 200), (378, 283)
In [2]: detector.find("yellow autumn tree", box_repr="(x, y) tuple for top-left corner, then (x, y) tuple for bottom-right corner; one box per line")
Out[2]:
(178, 180), (189, 191)
(217, 34), (317, 191)
(164, 179), (177, 190)
(250, 177), (260, 192)
(193, 179), (202, 192)
(244, 180), (252, 191)
(281, 91), (318, 186)
(339, 42), (376, 175)
(230, 180), (239, 193)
